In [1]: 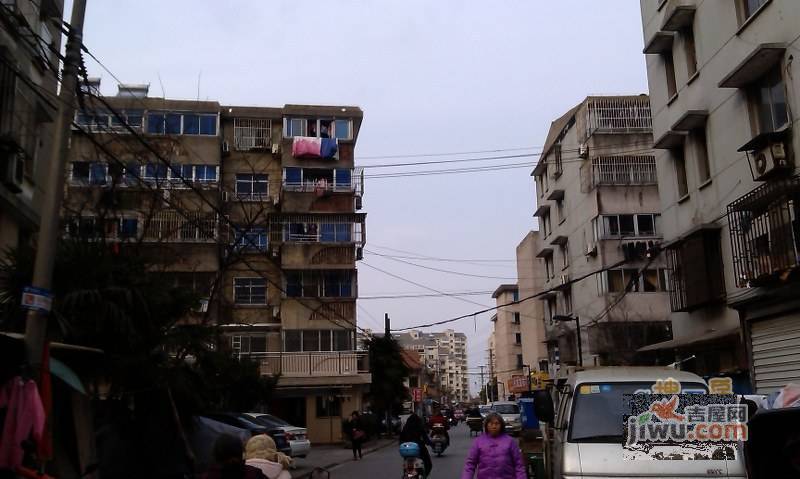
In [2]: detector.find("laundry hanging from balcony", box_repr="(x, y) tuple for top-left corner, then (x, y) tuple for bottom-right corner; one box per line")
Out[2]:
(292, 136), (338, 159)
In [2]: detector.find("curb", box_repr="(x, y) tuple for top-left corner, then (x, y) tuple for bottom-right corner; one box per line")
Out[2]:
(296, 439), (396, 478)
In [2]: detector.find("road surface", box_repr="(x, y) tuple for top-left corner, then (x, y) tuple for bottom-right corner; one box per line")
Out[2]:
(328, 422), (474, 478)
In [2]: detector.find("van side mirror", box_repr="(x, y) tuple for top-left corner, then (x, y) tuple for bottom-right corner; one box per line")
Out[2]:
(533, 390), (555, 424)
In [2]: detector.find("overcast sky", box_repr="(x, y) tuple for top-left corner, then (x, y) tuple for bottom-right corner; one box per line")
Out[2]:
(77, 0), (648, 395)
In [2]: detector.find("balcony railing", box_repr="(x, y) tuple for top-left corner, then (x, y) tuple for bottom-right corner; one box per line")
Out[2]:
(142, 210), (217, 242)
(585, 97), (652, 137)
(259, 351), (369, 377)
(269, 213), (366, 245)
(282, 167), (364, 197)
(727, 176), (800, 287)
(590, 156), (658, 186)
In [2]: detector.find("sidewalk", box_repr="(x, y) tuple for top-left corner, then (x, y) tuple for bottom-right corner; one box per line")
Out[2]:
(291, 437), (395, 478)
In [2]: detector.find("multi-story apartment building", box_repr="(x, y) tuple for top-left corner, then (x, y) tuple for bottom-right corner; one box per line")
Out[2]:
(396, 329), (469, 402)
(490, 284), (524, 400)
(530, 95), (673, 374)
(0, 0), (64, 252)
(516, 232), (549, 374)
(640, 0), (800, 392)
(63, 81), (369, 442)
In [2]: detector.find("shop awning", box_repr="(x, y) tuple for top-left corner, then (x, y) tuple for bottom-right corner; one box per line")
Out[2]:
(637, 327), (740, 352)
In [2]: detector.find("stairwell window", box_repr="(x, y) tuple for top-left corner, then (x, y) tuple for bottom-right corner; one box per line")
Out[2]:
(233, 277), (267, 305)
(599, 214), (660, 238)
(513, 312), (521, 325)
(738, 0), (770, 23)
(515, 333), (522, 345)
(692, 128), (711, 183)
(664, 51), (678, 99)
(683, 26), (698, 79)
(674, 147), (689, 198)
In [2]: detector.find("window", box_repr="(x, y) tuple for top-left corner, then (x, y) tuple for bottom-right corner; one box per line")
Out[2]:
(516, 354), (524, 368)
(666, 229), (725, 311)
(233, 277), (267, 305)
(674, 147), (688, 198)
(235, 174), (268, 200)
(693, 128), (711, 183)
(119, 218), (138, 239)
(285, 271), (354, 298)
(320, 223), (352, 242)
(146, 111), (217, 136)
(284, 330), (301, 352)
(563, 289), (573, 314)
(683, 27), (697, 78)
(234, 118), (271, 150)
(143, 163), (168, 183)
(231, 335), (268, 356)
(195, 165), (217, 182)
(234, 228), (268, 251)
(286, 118), (307, 137)
(515, 333), (522, 345)
(316, 396), (341, 418)
(512, 290), (519, 301)
(544, 256), (555, 280)
(553, 145), (563, 177)
(543, 212), (552, 238)
(752, 65), (789, 134)
(599, 214), (660, 238)
(740, 0), (769, 21)
(604, 268), (669, 294)
(664, 52), (677, 99)
(561, 242), (569, 269)
(334, 119), (351, 140)
(556, 199), (565, 223)
(513, 312), (521, 325)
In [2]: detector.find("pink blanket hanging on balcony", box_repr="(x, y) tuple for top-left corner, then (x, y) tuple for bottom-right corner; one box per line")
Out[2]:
(292, 137), (338, 159)
(0, 377), (45, 469)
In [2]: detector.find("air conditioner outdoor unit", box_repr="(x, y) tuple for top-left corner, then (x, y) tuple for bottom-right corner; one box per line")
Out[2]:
(271, 143), (281, 154)
(586, 243), (597, 257)
(752, 142), (789, 180)
(579, 143), (589, 159)
(0, 150), (24, 193)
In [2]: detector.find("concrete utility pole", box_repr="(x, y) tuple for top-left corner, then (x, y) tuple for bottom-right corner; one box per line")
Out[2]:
(488, 348), (494, 402)
(479, 365), (485, 402)
(24, 0), (88, 370)
(384, 313), (390, 338)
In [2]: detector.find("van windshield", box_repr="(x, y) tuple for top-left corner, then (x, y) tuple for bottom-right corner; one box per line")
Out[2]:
(492, 404), (520, 414)
(569, 382), (707, 443)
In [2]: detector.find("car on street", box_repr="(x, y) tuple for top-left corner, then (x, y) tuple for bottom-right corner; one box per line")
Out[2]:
(478, 404), (491, 418)
(203, 412), (292, 457)
(245, 412), (311, 458)
(489, 401), (522, 435)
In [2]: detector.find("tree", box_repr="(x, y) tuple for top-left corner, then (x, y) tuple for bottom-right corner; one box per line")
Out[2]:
(364, 334), (409, 420)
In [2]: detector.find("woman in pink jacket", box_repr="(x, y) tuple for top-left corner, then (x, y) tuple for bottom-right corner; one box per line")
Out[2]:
(461, 412), (527, 479)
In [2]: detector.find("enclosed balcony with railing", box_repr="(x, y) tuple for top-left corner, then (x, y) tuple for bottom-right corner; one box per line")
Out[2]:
(259, 351), (369, 378)
(269, 213), (365, 245)
(585, 96), (652, 138)
(282, 167), (364, 197)
(728, 177), (800, 288)
(142, 210), (217, 242)
(589, 155), (658, 187)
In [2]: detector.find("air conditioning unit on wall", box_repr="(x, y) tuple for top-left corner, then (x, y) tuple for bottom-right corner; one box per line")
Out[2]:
(752, 142), (789, 180)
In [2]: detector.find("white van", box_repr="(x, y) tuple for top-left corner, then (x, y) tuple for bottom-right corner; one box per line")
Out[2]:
(533, 367), (746, 478)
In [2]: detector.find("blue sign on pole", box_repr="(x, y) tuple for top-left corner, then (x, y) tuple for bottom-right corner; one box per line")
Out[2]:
(21, 286), (53, 313)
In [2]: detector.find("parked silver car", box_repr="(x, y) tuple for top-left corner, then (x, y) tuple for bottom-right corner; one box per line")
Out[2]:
(245, 413), (311, 458)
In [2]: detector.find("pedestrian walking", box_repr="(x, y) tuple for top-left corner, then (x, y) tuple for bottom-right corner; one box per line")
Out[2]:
(347, 411), (365, 460)
(399, 413), (432, 476)
(244, 434), (292, 479)
(202, 434), (266, 479)
(460, 412), (526, 479)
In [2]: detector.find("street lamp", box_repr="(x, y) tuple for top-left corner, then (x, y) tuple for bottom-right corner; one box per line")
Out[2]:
(553, 315), (582, 367)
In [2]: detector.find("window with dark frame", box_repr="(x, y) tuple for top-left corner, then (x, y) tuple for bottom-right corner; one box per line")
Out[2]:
(693, 128), (711, 183)
(674, 146), (689, 198)
(316, 396), (341, 418)
(515, 333), (522, 345)
(664, 52), (677, 98)
(683, 26), (697, 78)
(751, 64), (789, 134)
(233, 277), (267, 305)
(513, 312), (521, 325)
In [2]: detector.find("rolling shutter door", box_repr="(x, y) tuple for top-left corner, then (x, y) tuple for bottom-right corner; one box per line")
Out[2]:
(751, 315), (800, 393)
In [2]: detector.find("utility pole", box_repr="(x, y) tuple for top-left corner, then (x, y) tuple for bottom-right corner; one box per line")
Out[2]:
(384, 312), (390, 338)
(24, 0), (88, 370)
(383, 313), (391, 435)
(488, 348), (494, 402)
(479, 365), (485, 402)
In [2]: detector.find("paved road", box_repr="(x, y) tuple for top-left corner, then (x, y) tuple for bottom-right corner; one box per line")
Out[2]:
(328, 423), (474, 478)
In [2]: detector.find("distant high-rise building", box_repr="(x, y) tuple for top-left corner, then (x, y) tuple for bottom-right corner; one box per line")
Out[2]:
(395, 329), (469, 402)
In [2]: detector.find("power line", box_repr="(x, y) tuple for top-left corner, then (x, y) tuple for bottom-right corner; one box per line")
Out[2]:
(357, 146), (541, 160)
(365, 249), (517, 280)
(367, 244), (516, 263)
(359, 291), (493, 300)
(390, 258), (629, 331)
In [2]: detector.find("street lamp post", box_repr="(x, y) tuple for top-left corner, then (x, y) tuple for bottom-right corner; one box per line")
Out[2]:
(553, 315), (582, 367)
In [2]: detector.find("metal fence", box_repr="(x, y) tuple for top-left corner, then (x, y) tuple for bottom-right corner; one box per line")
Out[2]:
(586, 97), (652, 137)
(233, 118), (271, 151)
(259, 351), (369, 377)
(727, 176), (800, 287)
(591, 155), (657, 186)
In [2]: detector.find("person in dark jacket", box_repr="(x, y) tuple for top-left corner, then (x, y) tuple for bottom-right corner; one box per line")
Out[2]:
(203, 434), (266, 479)
(399, 413), (432, 476)
(347, 411), (365, 460)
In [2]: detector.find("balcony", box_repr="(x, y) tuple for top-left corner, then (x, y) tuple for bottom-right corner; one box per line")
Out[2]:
(589, 156), (658, 187)
(269, 213), (366, 245)
(259, 351), (371, 385)
(585, 97), (652, 138)
(142, 210), (217, 243)
(282, 167), (364, 197)
(727, 176), (800, 287)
